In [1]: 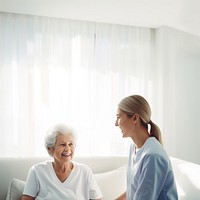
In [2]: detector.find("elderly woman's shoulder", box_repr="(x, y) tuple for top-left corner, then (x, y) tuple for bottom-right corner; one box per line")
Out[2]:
(30, 159), (53, 170)
(72, 161), (93, 174)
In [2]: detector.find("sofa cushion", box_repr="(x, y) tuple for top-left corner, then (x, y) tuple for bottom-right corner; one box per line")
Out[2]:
(94, 165), (127, 199)
(6, 178), (25, 200)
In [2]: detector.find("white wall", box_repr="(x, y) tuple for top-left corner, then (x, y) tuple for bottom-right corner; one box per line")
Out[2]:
(155, 27), (200, 164)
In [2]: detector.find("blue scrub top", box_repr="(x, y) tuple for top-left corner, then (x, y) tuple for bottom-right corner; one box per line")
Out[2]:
(127, 137), (178, 200)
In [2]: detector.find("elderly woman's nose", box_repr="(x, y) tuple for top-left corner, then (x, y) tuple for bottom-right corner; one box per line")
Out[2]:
(64, 144), (70, 150)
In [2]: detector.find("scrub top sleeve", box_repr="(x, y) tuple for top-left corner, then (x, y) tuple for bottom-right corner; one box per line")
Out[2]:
(134, 154), (169, 200)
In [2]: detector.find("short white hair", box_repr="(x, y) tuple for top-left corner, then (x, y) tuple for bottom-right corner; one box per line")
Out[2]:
(44, 124), (77, 156)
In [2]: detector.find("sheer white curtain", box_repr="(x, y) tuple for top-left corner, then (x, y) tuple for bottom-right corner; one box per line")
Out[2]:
(0, 12), (157, 157)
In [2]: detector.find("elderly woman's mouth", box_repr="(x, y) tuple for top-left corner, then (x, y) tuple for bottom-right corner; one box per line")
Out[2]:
(61, 153), (71, 157)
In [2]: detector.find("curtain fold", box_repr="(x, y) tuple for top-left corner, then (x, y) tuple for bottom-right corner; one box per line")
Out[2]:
(0, 12), (157, 157)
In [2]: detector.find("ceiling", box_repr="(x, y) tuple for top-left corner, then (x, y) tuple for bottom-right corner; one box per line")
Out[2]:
(0, 0), (200, 37)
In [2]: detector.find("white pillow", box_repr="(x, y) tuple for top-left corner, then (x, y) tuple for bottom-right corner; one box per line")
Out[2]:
(94, 165), (127, 200)
(6, 178), (25, 200)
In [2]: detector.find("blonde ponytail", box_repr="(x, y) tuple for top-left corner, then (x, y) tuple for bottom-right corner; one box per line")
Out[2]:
(149, 120), (163, 145)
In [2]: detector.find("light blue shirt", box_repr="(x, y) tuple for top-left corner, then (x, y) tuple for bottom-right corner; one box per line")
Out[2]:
(127, 137), (178, 200)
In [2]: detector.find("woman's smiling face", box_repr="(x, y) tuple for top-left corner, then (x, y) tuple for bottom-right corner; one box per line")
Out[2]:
(115, 108), (134, 138)
(51, 134), (75, 164)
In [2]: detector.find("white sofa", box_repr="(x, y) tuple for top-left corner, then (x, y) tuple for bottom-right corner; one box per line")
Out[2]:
(0, 156), (200, 200)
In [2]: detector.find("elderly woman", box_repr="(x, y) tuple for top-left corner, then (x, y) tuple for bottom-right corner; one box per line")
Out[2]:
(21, 124), (102, 200)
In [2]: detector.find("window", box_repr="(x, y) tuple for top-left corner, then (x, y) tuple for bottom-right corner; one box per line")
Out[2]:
(0, 12), (155, 157)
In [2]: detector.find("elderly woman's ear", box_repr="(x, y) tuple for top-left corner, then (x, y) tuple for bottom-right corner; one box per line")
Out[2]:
(48, 147), (53, 155)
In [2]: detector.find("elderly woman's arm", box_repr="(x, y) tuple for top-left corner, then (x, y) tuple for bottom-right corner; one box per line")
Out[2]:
(21, 195), (35, 200)
(114, 192), (126, 200)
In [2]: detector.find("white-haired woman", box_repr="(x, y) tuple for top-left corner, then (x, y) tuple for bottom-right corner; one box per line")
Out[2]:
(21, 124), (102, 200)
(115, 95), (178, 200)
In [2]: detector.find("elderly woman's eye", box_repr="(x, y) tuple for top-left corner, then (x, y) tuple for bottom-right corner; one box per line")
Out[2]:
(69, 142), (74, 146)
